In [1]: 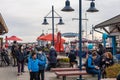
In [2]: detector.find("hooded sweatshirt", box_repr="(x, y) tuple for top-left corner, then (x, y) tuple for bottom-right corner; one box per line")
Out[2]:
(28, 58), (45, 72)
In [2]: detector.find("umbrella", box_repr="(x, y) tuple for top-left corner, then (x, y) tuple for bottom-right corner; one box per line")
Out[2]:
(37, 33), (65, 42)
(37, 33), (45, 40)
(6, 36), (22, 41)
(55, 32), (64, 52)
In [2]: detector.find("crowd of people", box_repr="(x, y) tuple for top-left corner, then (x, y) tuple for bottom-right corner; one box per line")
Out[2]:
(85, 44), (114, 80)
(0, 41), (118, 80)
(0, 41), (58, 80)
(64, 43), (115, 80)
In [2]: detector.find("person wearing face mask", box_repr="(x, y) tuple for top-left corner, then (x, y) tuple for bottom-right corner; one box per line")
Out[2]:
(36, 47), (47, 80)
(15, 44), (26, 76)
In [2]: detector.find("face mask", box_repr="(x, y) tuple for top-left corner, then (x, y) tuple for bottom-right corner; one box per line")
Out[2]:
(38, 51), (42, 54)
(21, 46), (24, 50)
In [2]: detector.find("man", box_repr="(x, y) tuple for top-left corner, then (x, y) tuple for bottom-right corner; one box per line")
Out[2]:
(37, 47), (47, 80)
(11, 41), (18, 67)
(86, 52), (101, 80)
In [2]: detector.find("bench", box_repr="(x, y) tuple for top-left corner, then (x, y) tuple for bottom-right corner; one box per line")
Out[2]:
(55, 70), (88, 80)
(101, 78), (116, 80)
(51, 67), (86, 72)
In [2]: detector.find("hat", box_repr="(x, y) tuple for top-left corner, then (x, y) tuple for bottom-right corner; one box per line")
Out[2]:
(87, 43), (93, 50)
(50, 46), (54, 49)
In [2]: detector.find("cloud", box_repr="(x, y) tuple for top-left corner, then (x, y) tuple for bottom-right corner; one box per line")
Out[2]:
(0, 0), (120, 42)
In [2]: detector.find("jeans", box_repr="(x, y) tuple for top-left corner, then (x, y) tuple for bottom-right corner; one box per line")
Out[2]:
(17, 61), (24, 73)
(38, 70), (45, 80)
(30, 72), (38, 80)
(87, 69), (101, 80)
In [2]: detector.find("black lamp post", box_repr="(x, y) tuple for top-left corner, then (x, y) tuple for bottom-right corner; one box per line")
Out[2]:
(42, 5), (64, 46)
(61, 0), (98, 80)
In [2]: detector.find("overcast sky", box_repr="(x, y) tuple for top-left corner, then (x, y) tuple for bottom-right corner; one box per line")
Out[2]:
(0, 0), (120, 42)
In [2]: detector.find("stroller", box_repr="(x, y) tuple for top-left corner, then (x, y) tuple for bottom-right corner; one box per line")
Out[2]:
(0, 49), (10, 66)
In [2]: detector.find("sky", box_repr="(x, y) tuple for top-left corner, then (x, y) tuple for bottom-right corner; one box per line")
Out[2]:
(0, 0), (120, 42)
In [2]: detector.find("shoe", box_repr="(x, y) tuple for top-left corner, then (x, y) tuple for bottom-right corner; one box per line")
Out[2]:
(17, 73), (20, 76)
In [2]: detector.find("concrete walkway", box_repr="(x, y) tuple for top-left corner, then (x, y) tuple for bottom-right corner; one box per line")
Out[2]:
(0, 66), (17, 80)
(0, 65), (116, 80)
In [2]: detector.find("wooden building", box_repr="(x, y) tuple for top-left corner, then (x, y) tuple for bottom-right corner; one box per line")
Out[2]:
(0, 13), (8, 47)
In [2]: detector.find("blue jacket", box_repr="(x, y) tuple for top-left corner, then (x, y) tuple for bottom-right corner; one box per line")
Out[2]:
(86, 55), (95, 71)
(37, 52), (47, 70)
(28, 58), (45, 72)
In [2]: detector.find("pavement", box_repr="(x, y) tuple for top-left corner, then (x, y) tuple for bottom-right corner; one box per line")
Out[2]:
(0, 65), (116, 80)
(0, 66), (17, 80)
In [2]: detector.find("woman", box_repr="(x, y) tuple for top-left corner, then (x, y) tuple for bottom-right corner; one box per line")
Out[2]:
(101, 52), (114, 78)
(16, 45), (26, 76)
(48, 46), (57, 70)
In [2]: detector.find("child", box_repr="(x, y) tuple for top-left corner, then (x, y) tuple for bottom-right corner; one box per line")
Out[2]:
(28, 51), (45, 80)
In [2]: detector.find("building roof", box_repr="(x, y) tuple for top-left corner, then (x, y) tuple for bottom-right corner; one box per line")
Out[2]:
(0, 13), (8, 35)
(94, 14), (120, 29)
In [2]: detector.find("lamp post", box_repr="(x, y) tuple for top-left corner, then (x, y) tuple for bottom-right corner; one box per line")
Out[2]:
(90, 25), (94, 41)
(61, 0), (98, 79)
(42, 5), (64, 46)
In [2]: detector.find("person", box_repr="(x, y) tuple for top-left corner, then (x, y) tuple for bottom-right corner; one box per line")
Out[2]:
(43, 44), (50, 58)
(28, 51), (45, 80)
(15, 45), (26, 76)
(68, 49), (77, 68)
(86, 52), (101, 80)
(97, 44), (105, 56)
(11, 41), (18, 67)
(101, 52), (114, 78)
(37, 47), (47, 80)
(47, 46), (57, 70)
(93, 51), (101, 67)
(65, 45), (70, 56)
(1, 47), (10, 66)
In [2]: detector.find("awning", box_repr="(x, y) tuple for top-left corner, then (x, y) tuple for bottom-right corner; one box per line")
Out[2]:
(0, 13), (8, 35)
(62, 32), (78, 38)
(5, 36), (22, 41)
(94, 14), (120, 35)
(94, 14), (120, 29)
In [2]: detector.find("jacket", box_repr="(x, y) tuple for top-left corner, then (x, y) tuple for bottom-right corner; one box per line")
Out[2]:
(15, 50), (25, 62)
(28, 58), (45, 72)
(37, 52), (47, 70)
(49, 48), (57, 63)
(86, 55), (95, 72)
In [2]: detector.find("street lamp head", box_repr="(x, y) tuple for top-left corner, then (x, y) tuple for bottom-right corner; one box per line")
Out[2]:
(61, 0), (74, 12)
(58, 18), (64, 25)
(42, 18), (49, 25)
(86, 1), (99, 12)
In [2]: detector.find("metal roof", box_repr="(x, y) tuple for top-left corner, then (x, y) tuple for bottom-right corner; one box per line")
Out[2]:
(94, 14), (120, 29)
(0, 13), (8, 35)
(62, 32), (78, 38)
